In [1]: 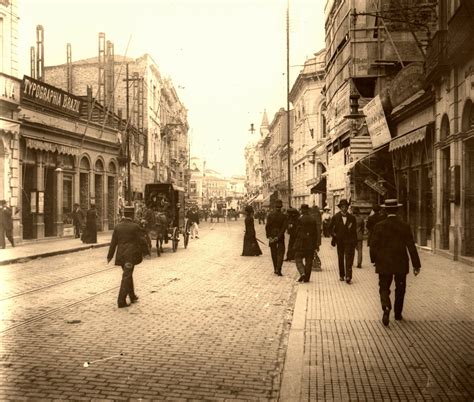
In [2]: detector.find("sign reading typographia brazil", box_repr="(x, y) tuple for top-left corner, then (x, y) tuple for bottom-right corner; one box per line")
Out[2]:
(363, 95), (391, 149)
(21, 76), (81, 117)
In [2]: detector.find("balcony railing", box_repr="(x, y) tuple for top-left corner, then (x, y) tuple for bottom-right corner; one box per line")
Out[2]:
(424, 30), (449, 84)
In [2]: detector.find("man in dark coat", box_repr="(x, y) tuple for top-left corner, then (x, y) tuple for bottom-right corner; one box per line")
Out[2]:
(370, 199), (421, 326)
(107, 206), (149, 308)
(294, 204), (320, 282)
(366, 203), (386, 247)
(72, 203), (85, 239)
(329, 198), (357, 284)
(285, 207), (300, 261)
(0, 200), (14, 248)
(265, 199), (287, 276)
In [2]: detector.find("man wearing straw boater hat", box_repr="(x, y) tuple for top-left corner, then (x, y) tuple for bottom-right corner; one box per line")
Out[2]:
(370, 199), (421, 326)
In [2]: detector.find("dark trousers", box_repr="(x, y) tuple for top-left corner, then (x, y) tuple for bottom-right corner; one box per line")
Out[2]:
(286, 235), (296, 260)
(355, 240), (363, 266)
(295, 249), (314, 281)
(269, 240), (285, 274)
(74, 223), (81, 238)
(336, 242), (355, 280)
(0, 227), (14, 248)
(378, 273), (407, 315)
(118, 262), (137, 305)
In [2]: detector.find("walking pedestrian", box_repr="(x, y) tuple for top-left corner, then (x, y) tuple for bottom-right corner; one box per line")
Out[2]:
(294, 204), (320, 282)
(366, 203), (386, 247)
(107, 205), (149, 308)
(322, 207), (332, 237)
(352, 206), (365, 268)
(329, 198), (357, 284)
(0, 200), (14, 248)
(370, 199), (421, 326)
(241, 206), (262, 256)
(285, 207), (299, 261)
(72, 203), (85, 239)
(265, 199), (287, 276)
(82, 204), (98, 244)
(190, 207), (200, 239)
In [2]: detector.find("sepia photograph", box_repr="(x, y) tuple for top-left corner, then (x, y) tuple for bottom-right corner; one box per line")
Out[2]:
(0, 0), (473, 400)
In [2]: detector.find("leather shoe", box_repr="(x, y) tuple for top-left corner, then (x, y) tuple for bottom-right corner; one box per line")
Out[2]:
(276, 272), (283, 276)
(339, 277), (345, 281)
(297, 275), (305, 282)
(118, 303), (130, 308)
(395, 314), (403, 321)
(346, 278), (352, 284)
(382, 309), (390, 326)
(130, 296), (139, 303)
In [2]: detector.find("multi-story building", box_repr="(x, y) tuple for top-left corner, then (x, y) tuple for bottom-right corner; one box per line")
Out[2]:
(424, 0), (474, 262)
(244, 119), (264, 202)
(0, 0), (20, 242)
(42, 36), (189, 204)
(289, 49), (327, 208)
(324, 0), (437, 226)
(226, 175), (246, 210)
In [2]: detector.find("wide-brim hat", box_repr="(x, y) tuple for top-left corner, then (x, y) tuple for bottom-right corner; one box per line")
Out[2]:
(274, 199), (283, 208)
(245, 205), (254, 213)
(300, 204), (310, 211)
(337, 198), (350, 208)
(381, 199), (403, 208)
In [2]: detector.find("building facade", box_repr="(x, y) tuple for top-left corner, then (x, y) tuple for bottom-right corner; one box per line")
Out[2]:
(289, 49), (327, 208)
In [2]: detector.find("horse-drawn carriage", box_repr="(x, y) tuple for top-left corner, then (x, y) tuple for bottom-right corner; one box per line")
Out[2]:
(143, 183), (190, 255)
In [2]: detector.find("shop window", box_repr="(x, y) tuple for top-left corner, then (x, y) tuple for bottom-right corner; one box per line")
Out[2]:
(63, 175), (73, 224)
(461, 99), (474, 132)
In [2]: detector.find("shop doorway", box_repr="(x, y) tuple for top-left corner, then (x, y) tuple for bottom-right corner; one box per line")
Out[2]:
(80, 173), (89, 211)
(21, 164), (35, 239)
(95, 174), (103, 231)
(107, 175), (116, 230)
(465, 138), (474, 256)
(43, 167), (56, 237)
(441, 147), (450, 249)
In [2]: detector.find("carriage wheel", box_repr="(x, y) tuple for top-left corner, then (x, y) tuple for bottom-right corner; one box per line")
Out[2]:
(172, 227), (179, 252)
(184, 230), (189, 248)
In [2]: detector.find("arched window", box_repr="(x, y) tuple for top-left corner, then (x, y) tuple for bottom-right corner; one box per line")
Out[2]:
(440, 114), (450, 141)
(320, 102), (327, 138)
(461, 99), (474, 133)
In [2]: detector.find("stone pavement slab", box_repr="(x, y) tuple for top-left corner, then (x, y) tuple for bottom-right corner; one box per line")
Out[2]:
(280, 237), (473, 401)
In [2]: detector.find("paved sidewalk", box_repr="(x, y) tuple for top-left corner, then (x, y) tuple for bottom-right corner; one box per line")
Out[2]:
(0, 232), (113, 266)
(280, 238), (473, 401)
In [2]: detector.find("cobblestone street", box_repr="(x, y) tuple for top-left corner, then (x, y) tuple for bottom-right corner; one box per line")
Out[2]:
(0, 220), (472, 401)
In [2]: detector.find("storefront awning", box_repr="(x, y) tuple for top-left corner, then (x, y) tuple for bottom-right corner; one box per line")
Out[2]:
(24, 136), (81, 156)
(0, 120), (20, 136)
(311, 176), (326, 194)
(389, 126), (426, 152)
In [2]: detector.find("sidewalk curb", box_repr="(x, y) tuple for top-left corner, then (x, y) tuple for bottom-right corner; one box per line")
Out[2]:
(279, 283), (309, 401)
(0, 242), (110, 266)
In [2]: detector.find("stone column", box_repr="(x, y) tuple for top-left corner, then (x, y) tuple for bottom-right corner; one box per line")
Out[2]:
(55, 168), (64, 236)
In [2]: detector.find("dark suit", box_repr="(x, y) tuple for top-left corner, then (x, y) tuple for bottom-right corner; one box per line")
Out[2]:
(107, 217), (148, 306)
(366, 211), (385, 247)
(72, 207), (85, 238)
(0, 206), (14, 248)
(265, 209), (287, 274)
(294, 212), (320, 282)
(370, 215), (421, 316)
(329, 211), (357, 280)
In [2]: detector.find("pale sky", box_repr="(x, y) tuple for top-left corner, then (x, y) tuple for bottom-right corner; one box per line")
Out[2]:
(18, 0), (326, 177)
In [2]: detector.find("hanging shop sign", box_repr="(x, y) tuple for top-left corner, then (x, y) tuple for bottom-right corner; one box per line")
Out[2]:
(389, 63), (424, 108)
(21, 75), (81, 117)
(363, 95), (392, 149)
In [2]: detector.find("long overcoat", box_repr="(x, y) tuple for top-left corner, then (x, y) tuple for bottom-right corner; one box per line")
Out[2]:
(369, 216), (421, 274)
(107, 218), (146, 266)
(329, 211), (357, 246)
(293, 213), (320, 252)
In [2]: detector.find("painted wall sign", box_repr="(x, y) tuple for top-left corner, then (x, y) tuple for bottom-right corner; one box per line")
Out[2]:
(21, 76), (82, 117)
(363, 95), (392, 149)
(0, 74), (20, 104)
(389, 63), (424, 108)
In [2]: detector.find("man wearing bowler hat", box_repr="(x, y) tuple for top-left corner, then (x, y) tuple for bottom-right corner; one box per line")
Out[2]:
(293, 204), (320, 282)
(329, 198), (357, 284)
(107, 205), (149, 308)
(265, 199), (287, 276)
(370, 199), (421, 326)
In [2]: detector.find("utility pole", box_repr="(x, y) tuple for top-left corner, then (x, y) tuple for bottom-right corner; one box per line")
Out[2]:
(286, 1), (292, 208)
(122, 63), (142, 206)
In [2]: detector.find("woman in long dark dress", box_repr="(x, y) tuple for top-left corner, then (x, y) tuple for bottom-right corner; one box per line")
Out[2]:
(82, 204), (98, 244)
(241, 206), (262, 256)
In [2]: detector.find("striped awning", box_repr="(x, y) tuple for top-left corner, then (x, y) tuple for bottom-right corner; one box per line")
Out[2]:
(389, 126), (426, 152)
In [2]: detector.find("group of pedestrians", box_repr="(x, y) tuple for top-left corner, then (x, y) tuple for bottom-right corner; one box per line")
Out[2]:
(241, 197), (421, 327)
(72, 203), (98, 244)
